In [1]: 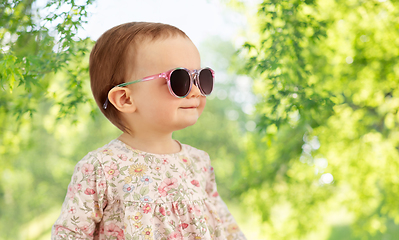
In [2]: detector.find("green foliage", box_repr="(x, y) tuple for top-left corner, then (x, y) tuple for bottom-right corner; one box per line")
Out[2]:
(0, 0), (95, 120)
(0, 0), (97, 238)
(0, 0), (96, 182)
(236, 0), (399, 239)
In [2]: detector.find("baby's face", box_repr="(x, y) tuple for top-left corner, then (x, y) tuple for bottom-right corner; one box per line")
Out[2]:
(126, 36), (206, 133)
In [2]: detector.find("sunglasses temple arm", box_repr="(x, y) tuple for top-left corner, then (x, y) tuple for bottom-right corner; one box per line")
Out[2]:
(103, 73), (165, 109)
(103, 98), (109, 110)
(117, 74), (164, 88)
(141, 73), (166, 82)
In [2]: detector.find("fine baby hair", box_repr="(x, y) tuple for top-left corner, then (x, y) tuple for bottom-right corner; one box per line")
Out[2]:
(52, 21), (246, 240)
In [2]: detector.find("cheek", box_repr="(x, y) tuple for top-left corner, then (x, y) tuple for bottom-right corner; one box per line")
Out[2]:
(137, 86), (175, 113)
(154, 98), (181, 117)
(198, 97), (207, 114)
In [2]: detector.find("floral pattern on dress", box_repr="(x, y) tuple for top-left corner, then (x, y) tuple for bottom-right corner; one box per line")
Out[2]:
(52, 139), (246, 240)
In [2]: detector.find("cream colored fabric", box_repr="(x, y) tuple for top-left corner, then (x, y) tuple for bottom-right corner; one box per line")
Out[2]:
(52, 139), (246, 240)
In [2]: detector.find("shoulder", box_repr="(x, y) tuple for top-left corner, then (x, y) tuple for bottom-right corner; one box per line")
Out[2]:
(90, 138), (127, 155)
(83, 139), (131, 161)
(73, 139), (127, 169)
(181, 144), (211, 161)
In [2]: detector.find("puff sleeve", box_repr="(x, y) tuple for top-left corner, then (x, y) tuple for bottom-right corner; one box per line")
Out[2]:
(52, 154), (108, 239)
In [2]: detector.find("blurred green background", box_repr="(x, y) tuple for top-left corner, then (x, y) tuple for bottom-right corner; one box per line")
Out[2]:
(1, 0), (399, 239)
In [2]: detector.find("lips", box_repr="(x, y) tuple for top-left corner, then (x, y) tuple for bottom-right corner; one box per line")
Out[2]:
(180, 106), (198, 109)
(180, 102), (200, 109)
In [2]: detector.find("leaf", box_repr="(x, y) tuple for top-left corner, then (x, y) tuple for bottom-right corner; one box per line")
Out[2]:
(140, 186), (149, 196)
(125, 233), (133, 240)
(164, 228), (172, 235)
(167, 188), (177, 193)
(173, 193), (180, 201)
(133, 193), (140, 201)
(166, 171), (172, 178)
(120, 166), (128, 172)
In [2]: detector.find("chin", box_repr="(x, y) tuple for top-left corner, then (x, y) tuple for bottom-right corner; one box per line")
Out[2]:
(175, 118), (199, 130)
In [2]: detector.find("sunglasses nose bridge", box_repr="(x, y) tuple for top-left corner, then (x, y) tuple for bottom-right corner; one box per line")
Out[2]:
(191, 69), (199, 87)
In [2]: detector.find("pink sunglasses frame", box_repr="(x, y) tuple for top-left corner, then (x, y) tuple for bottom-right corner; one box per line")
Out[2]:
(103, 67), (214, 110)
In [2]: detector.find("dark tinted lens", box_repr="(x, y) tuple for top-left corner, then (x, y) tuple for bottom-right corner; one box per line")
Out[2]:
(199, 69), (214, 95)
(170, 69), (191, 97)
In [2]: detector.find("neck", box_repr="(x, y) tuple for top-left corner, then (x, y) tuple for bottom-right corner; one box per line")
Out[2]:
(118, 131), (181, 154)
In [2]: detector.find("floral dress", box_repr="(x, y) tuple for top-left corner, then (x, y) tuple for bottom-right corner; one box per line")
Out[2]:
(52, 139), (246, 240)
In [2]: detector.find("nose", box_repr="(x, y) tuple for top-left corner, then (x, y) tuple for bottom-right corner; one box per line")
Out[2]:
(186, 82), (201, 99)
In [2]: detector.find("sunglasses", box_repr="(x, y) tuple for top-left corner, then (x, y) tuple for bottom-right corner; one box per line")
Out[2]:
(103, 67), (214, 109)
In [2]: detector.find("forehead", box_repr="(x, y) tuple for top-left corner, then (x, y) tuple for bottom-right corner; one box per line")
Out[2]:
(132, 36), (201, 75)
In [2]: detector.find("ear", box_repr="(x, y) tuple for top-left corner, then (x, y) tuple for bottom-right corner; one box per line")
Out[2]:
(107, 87), (137, 113)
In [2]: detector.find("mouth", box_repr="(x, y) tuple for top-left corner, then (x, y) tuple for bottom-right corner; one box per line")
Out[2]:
(180, 105), (199, 109)
(180, 106), (198, 109)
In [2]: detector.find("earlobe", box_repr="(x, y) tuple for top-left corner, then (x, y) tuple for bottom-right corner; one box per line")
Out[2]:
(108, 87), (137, 113)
